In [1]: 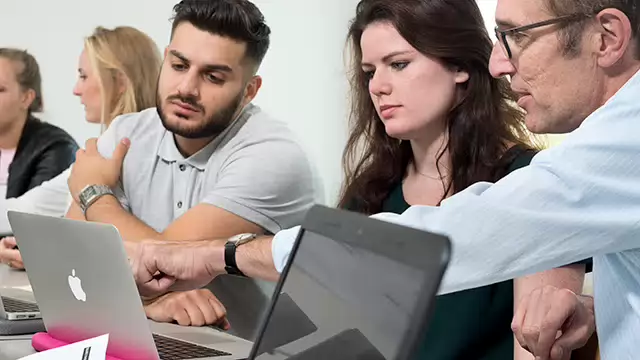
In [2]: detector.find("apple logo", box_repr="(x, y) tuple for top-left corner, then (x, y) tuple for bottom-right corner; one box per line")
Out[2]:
(68, 269), (86, 302)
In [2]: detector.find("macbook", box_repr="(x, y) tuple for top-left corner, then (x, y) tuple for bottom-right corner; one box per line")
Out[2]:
(9, 211), (253, 360)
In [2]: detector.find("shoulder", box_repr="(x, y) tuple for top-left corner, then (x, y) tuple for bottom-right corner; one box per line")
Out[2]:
(107, 108), (163, 140)
(503, 145), (538, 175)
(224, 105), (310, 164)
(97, 108), (163, 158)
(25, 117), (77, 147)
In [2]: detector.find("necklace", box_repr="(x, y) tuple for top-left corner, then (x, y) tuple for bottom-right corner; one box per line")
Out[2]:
(412, 163), (448, 180)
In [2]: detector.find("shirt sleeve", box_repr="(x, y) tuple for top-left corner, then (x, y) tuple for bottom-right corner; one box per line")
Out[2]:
(202, 138), (315, 234)
(271, 70), (640, 293)
(0, 168), (74, 233)
(371, 77), (640, 295)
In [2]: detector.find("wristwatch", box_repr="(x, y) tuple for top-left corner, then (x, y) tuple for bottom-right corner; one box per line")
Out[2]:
(224, 233), (257, 277)
(78, 184), (115, 214)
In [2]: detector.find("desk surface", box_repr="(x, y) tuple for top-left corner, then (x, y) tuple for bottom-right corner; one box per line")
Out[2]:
(0, 265), (39, 359)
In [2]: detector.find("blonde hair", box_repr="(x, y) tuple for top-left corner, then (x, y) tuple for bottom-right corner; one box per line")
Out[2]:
(84, 26), (162, 130)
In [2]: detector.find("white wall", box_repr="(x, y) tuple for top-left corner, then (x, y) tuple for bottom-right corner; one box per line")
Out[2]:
(0, 0), (501, 205)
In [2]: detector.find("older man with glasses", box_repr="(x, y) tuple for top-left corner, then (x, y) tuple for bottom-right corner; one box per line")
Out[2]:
(128, 1), (640, 359)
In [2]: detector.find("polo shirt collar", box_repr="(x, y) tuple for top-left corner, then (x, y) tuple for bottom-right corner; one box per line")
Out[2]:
(158, 103), (254, 170)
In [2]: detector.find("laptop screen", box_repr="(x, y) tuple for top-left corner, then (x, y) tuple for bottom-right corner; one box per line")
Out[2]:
(253, 229), (431, 360)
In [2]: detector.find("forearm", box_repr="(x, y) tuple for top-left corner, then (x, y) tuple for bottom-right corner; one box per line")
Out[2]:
(82, 195), (160, 241)
(236, 236), (279, 282)
(201, 236), (279, 283)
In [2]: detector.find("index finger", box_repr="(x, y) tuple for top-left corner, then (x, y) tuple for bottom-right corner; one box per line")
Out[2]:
(512, 293), (531, 349)
(537, 293), (577, 357)
(138, 274), (176, 298)
(3, 237), (17, 247)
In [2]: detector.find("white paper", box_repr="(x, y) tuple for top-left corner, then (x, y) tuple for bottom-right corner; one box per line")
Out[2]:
(19, 334), (109, 360)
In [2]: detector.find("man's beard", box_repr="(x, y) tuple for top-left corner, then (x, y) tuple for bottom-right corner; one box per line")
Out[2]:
(156, 91), (244, 139)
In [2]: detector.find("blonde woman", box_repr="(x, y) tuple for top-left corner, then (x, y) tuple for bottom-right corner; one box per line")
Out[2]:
(0, 26), (161, 264)
(0, 26), (229, 329)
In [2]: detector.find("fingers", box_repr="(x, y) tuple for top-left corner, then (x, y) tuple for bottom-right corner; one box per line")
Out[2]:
(7, 259), (24, 270)
(513, 286), (585, 360)
(130, 242), (175, 298)
(176, 291), (206, 326)
(550, 304), (595, 360)
(206, 292), (228, 328)
(84, 138), (99, 154)
(112, 138), (130, 164)
(0, 239), (24, 269)
(174, 307), (192, 327)
(538, 289), (578, 358)
(550, 344), (570, 360)
(520, 288), (544, 355)
(524, 287), (554, 356)
(3, 237), (17, 248)
(145, 290), (228, 328)
(188, 290), (221, 326)
(512, 291), (531, 349)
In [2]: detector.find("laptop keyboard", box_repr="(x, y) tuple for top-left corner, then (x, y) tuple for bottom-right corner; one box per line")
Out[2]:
(1, 296), (39, 313)
(153, 333), (231, 359)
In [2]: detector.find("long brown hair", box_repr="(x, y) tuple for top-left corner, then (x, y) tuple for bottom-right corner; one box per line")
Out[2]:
(338, 0), (535, 214)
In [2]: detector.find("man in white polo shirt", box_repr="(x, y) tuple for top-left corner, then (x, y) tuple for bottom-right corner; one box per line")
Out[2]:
(64, 0), (318, 327)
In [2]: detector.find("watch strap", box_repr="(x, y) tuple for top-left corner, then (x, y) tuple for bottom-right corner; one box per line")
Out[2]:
(224, 241), (246, 277)
(79, 184), (115, 214)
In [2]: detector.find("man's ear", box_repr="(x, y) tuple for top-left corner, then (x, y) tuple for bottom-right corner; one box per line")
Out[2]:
(242, 75), (262, 106)
(593, 8), (634, 68)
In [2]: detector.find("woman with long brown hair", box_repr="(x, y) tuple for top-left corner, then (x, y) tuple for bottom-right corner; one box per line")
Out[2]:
(339, 0), (587, 358)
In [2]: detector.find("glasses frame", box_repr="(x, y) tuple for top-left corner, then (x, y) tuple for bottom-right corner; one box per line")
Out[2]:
(494, 13), (588, 59)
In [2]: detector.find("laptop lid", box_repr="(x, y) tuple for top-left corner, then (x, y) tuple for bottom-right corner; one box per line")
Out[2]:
(8, 211), (160, 359)
(248, 205), (451, 360)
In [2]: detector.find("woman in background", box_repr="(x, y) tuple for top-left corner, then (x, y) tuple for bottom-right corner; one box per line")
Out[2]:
(0, 26), (227, 329)
(0, 26), (160, 266)
(339, 0), (587, 359)
(0, 26), (160, 241)
(0, 49), (77, 206)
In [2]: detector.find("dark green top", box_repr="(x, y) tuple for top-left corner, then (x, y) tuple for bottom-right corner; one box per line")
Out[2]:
(380, 148), (536, 360)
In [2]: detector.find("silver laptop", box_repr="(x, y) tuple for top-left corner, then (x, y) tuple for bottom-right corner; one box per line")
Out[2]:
(8, 211), (253, 360)
(0, 233), (41, 321)
(0, 290), (40, 321)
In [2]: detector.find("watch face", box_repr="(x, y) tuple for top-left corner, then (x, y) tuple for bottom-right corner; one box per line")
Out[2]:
(80, 187), (95, 201)
(229, 233), (256, 245)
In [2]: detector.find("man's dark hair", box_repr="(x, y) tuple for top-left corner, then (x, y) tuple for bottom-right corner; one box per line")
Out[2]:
(546, 0), (639, 58)
(171, 0), (271, 68)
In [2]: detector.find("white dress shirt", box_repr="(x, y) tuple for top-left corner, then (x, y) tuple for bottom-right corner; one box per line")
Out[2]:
(273, 69), (640, 359)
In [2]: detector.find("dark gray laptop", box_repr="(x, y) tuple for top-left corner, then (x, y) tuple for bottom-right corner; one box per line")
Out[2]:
(249, 204), (451, 359)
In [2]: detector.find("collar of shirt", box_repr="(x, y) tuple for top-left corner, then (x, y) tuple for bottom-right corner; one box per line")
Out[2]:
(157, 103), (254, 170)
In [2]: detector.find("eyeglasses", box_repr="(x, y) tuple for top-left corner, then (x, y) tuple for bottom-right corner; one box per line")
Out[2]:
(494, 13), (589, 59)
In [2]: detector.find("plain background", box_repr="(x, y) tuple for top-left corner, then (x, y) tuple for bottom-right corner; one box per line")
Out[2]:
(0, 0), (562, 205)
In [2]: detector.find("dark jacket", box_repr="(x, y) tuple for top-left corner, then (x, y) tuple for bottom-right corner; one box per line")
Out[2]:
(6, 116), (78, 199)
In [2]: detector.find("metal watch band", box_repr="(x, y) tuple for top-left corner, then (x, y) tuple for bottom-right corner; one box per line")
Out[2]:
(79, 184), (115, 214)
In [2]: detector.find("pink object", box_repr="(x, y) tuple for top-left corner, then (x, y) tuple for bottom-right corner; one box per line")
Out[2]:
(32, 332), (123, 360)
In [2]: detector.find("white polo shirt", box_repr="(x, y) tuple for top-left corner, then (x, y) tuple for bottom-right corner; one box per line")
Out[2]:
(96, 104), (317, 234)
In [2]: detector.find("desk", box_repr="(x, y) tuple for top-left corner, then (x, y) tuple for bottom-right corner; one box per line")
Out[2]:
(0, 265), (38, 359)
